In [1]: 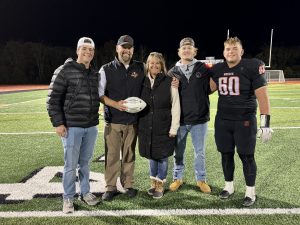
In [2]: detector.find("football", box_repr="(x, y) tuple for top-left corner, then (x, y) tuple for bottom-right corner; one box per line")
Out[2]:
(124, 97), (147, 113)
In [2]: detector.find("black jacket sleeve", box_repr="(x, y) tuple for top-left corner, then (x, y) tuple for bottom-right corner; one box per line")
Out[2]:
(46, 65), (67, 127)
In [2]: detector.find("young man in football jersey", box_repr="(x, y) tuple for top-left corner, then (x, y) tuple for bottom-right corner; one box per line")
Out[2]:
(210, 37), (273, 206)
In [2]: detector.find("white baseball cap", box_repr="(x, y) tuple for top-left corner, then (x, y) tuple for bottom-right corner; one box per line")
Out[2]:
(77, 37), (95, 49)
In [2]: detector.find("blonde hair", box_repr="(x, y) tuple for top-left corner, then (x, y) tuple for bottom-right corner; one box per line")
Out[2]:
(224, 37), (243, 47)
(146, 52), (167, 74)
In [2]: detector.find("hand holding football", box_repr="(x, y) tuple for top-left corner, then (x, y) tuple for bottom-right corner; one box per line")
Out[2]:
(123, 97), (146, 113)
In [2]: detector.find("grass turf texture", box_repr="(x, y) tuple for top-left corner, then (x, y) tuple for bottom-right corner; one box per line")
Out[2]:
(0, 84), (299, 224)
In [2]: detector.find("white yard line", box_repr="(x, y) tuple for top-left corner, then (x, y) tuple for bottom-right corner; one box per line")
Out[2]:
(0, 112), (47, 114)
(1, 127), (299, 135)
(0, 107), (299, 114)
(0, 98), (46, 107)
(272, 107), (300, 108)
(0, 132), (56, 135)
(0, 208), (300, 218)
(0, 131), (105, 135)
(272, 127), (300, 129)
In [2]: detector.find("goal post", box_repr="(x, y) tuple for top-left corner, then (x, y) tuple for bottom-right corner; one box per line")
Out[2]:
(264, 70), (285, 83)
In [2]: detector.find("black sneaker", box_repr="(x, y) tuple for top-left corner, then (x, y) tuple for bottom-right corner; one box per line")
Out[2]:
(219, 190), (234, 199)
(102, 190), (117, 201)
(125, 188), (138, 198)
(242, 196), (256, 207)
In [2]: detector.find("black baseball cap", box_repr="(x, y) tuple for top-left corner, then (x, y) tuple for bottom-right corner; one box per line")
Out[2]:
(117, 35), (134, 47)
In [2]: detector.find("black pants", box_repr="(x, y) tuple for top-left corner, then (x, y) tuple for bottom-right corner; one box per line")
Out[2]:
(221, 152), (257, 186)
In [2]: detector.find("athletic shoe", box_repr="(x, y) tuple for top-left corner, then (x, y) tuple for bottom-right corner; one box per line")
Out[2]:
(102, 190), (118, 201)
(125, 188), (138, 198)
(63, 199), (74, 214)
(242, 196), (256, 207)
(219, 190), (234, 199)
(79, 192), (100, 206)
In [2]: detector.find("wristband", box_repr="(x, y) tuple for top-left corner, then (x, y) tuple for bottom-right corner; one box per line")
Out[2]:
(260, 114), (270, 128)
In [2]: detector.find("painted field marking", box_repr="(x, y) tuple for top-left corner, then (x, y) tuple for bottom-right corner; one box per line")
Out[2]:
(0, 208), (300, 218)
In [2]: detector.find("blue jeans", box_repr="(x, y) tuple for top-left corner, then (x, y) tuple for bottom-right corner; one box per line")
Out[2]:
(173, 123), (208, 181)
(149, 158), (168, 181)
(61, 126), (98, 200)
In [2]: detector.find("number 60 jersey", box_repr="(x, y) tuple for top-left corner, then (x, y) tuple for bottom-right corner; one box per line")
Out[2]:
(211, 58), (267, 121)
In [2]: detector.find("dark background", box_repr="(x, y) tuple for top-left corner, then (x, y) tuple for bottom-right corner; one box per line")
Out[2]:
(0, 0), (299, 83)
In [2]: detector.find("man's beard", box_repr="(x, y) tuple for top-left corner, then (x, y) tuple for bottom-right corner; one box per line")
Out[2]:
(121, 53), (131, 63)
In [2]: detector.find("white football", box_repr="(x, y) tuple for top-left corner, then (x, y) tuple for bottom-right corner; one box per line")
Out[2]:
(124, 97), (147, 113)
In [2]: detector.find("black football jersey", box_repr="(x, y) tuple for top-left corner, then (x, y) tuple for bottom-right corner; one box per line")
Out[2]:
(212, 58), (267, 120)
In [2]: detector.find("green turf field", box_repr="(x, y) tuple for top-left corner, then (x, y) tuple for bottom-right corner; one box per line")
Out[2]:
(0, 83), (299, 224)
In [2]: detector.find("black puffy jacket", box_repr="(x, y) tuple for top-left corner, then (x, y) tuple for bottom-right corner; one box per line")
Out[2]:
(47, 59), (100, 128)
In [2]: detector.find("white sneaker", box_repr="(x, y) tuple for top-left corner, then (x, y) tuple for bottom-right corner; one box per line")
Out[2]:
(80, 192), (100, 206)
(63, 199), (74, 214)
(219, 181), (234, 199)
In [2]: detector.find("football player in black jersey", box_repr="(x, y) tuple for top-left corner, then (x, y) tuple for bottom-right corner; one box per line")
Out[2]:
(210, 37), (273, 207)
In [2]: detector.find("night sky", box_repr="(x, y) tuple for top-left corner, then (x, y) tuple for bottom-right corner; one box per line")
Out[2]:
(1, 0), (299, 59)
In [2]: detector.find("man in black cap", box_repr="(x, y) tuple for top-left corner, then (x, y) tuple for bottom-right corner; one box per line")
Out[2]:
(98, 35), (145, 201)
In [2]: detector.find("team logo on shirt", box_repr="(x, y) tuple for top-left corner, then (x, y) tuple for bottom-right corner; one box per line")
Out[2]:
(195, 72), (202, 78)
(259, 64), (265, 75)
(130, 71), (139, 78)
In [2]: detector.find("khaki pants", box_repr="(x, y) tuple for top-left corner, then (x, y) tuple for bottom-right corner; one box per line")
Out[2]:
(104, 123), (137, 191)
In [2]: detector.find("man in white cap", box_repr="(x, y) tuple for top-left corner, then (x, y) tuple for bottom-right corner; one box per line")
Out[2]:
(47, 37), (101, 213)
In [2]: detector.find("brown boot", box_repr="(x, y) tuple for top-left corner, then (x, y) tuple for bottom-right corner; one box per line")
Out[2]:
(197, 181), (211, 193)
(169, 179), (183, 191)
(153, 180), (164, 199)
(148, 179), (156, 196)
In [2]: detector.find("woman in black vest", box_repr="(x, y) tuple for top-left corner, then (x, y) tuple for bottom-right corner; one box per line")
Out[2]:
(138, 52), (180, 199)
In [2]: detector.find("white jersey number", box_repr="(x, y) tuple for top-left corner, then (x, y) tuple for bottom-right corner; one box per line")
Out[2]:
(219, 76), (240, 95)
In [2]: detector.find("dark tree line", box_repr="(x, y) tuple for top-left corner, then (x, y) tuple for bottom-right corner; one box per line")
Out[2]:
(256, 45), (300, 78)
(0, 41), (299, 84)
(0, 41), (146, 84)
